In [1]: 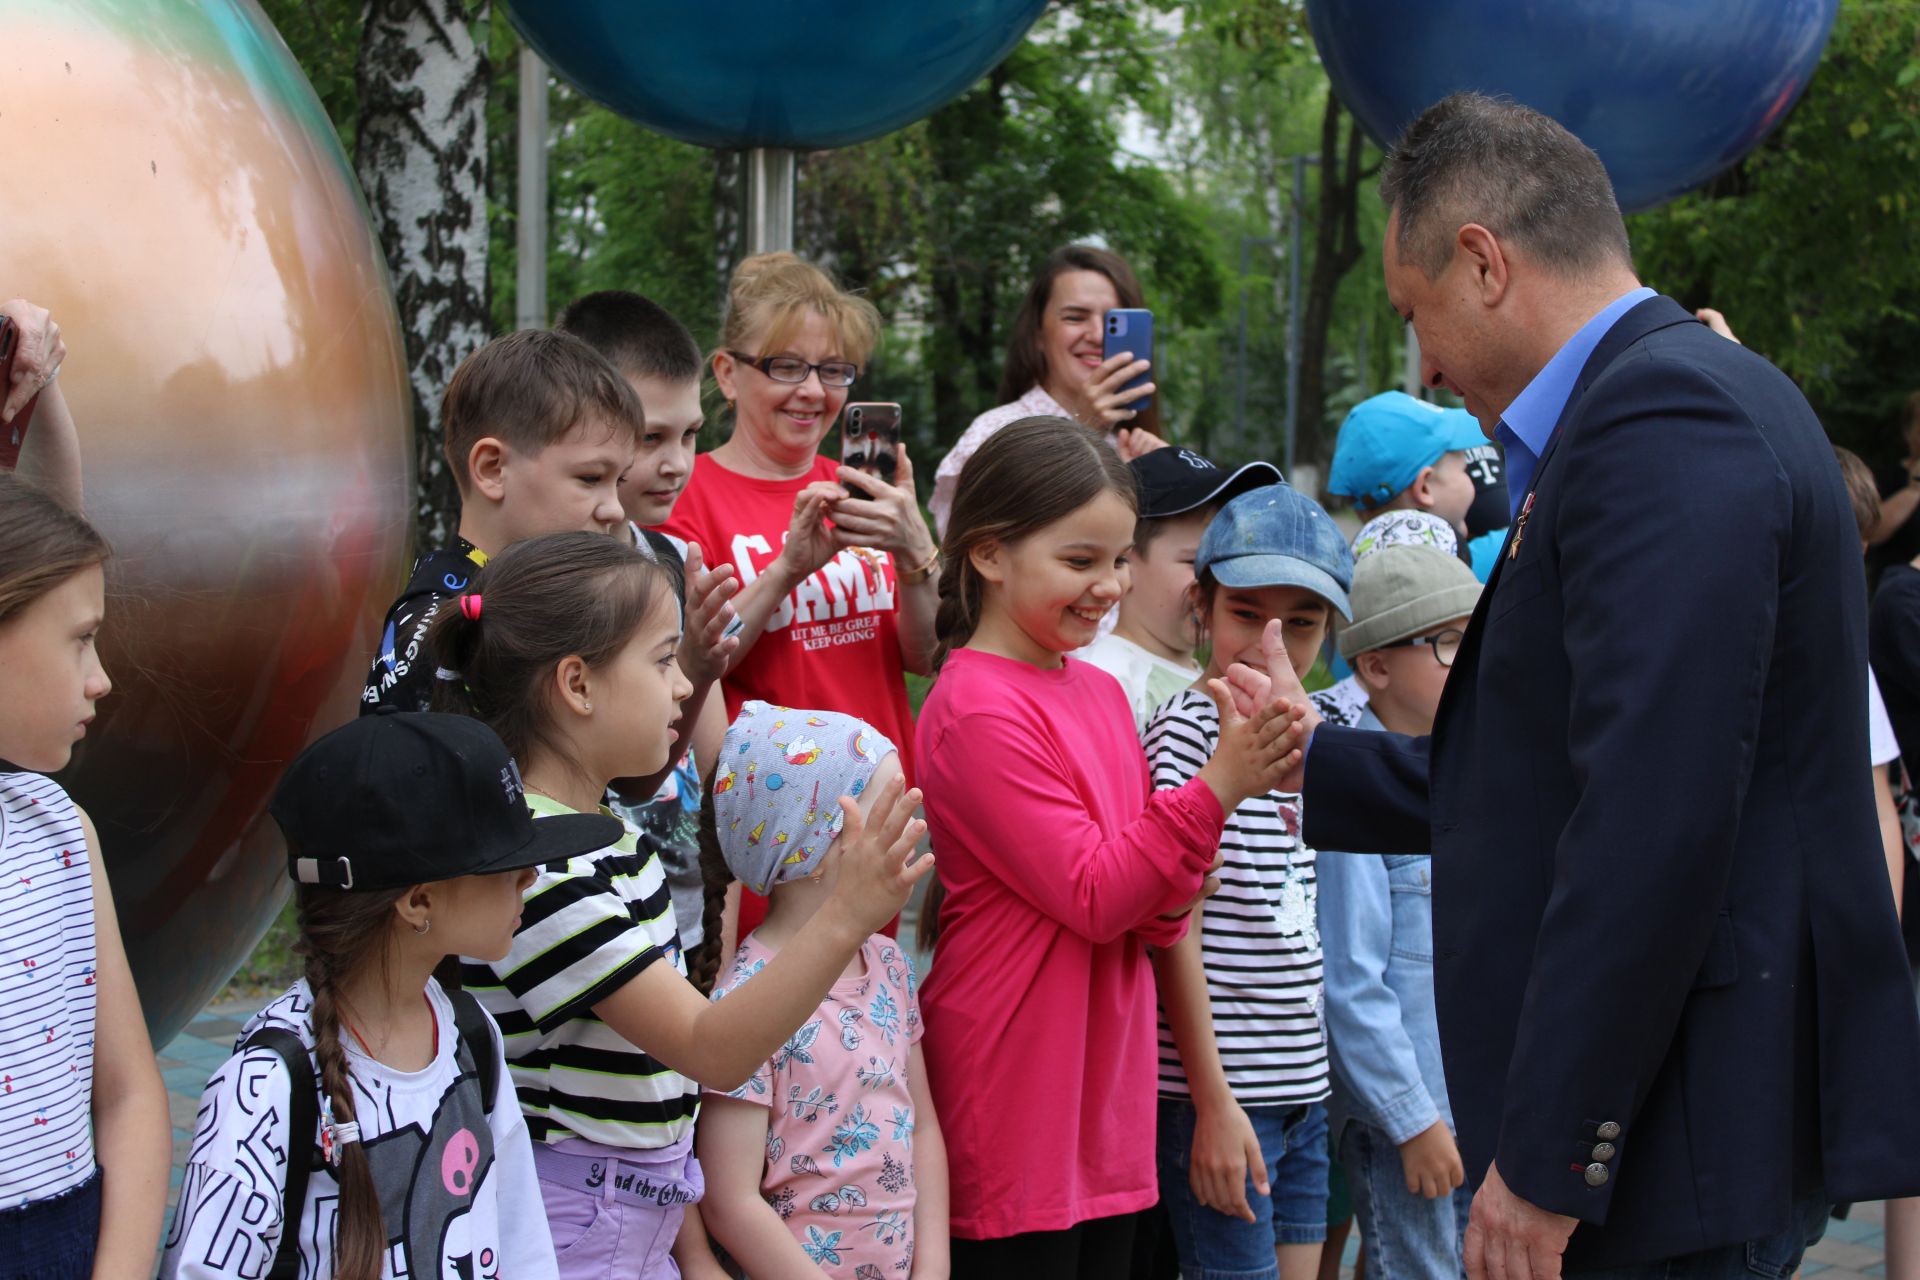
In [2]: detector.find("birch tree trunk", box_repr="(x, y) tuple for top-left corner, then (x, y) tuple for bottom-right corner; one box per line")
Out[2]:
(355, 0), (491, 548)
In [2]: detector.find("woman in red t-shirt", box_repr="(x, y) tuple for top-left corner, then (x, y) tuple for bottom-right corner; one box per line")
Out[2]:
(664, 252), (940, 934)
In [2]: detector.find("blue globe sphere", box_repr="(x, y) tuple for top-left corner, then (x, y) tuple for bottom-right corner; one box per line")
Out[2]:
(503, 0), (1050, 150)
(1306, 0), (1839, 212)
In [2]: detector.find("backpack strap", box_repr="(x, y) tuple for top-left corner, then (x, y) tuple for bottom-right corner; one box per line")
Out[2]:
(446, 988), (501, 1115)
(239, 1027), (321, 1280)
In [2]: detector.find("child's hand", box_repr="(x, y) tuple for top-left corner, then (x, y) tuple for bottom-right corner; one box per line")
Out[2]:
(1157, 844), (1225, 920)
(676, 542), (740, 686)
(1399, 1119), (1466, 1199)
(1190, 1098), (1270, 1223)
(828, 774), (934, 938)
(1195, 679), (1305, 813)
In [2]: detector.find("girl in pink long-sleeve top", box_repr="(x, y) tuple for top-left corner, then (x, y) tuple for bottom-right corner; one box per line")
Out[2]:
(914, 416), (1305, 1278)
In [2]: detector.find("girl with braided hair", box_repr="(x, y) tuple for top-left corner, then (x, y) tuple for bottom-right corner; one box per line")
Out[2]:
(162, 711), (616, 1278)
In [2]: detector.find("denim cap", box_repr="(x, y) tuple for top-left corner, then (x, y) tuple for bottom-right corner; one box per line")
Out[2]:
(1328, 391), (1486, 511)
(1196, 485), (1355, 621)
(713, 701), (897, 895)
(1338, 545), (1482, 660)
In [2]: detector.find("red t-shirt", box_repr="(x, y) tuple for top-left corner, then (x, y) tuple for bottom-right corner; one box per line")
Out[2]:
(664, 453), (916, 934)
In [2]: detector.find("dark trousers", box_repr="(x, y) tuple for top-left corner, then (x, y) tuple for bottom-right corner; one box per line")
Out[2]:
(952, 1211), (1140, 1280)
(1567, 1195), (1830, 1280)
(0, 1171), (100, 1280)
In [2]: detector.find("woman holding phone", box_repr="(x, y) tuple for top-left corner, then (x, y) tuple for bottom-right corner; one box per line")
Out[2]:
(662, 252), (938, 939)
(930, 245), (1166, 535)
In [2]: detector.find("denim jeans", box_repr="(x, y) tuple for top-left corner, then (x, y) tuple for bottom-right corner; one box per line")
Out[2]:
(1565, 1195), (1831, 1280)
(0, 1171), (100, 1280)
(1158, 1098), (1331, 1280)
(1341, 1119), (1470, 1280)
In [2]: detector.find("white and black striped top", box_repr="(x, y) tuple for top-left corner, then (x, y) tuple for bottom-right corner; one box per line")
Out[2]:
(0, 772), (98, 1204)
(1144, 692), (1330, 1106)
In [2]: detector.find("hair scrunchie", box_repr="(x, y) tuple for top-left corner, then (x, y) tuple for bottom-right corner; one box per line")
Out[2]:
(459, 592), (483, 621)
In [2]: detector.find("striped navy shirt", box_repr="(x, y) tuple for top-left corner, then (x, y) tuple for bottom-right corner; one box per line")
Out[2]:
(460, 793), (697, 1148)
(0, 773), (98, 1204)
(1144, 691), (1330, 1106)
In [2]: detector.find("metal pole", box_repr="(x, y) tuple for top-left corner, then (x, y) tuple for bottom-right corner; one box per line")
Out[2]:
(515, 45), (549, 330)
(745, 147), (796, 255)
(1283, 154), (1307, 480)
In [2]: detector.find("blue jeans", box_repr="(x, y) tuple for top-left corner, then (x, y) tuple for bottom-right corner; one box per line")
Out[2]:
(0, 1170), (100, 1280)
(1158, 1098), (1331, 1280)
(1341, 1119), (1470, 1280)
(1566, 1195), (1830, 1280)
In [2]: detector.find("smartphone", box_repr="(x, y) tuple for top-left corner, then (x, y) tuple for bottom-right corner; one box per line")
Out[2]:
(1101, 307), (1155, 415)
(0, 317), (39, 470)
(841, 402), (903, 500)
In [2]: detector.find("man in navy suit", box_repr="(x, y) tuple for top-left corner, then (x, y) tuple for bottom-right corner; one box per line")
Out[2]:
(1281, 93), (1920, 1279)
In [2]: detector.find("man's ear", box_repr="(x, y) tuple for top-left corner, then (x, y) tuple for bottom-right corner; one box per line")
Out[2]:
(468, 437), (510, 503)
(1456, 223), (1510, 307)
(970, 538), (1008, 586)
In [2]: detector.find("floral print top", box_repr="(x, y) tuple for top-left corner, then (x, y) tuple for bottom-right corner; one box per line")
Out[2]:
(709, 933), (923, 1277)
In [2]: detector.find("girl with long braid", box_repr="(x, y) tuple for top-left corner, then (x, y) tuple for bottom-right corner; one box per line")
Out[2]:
(161, 710), (616, 1279)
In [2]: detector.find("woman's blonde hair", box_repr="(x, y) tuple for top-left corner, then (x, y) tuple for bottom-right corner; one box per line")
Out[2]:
(718, 252), (881, 368)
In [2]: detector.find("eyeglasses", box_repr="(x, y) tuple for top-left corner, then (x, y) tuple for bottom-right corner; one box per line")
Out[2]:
(1374, 628), (1465, 668)
(728, 351), (860, 388)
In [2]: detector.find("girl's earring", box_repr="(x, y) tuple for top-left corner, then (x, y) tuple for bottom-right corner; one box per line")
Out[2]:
(413, 919), (431, 936)
(583, 701), (593, 713)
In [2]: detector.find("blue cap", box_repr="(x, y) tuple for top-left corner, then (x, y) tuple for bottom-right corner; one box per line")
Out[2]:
(1327, 391), (1486, 511)
(1196, 486), (1354, 621)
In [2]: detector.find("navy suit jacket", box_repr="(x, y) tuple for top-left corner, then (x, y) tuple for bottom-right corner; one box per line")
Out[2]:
(1305, 296), (1920, 1266)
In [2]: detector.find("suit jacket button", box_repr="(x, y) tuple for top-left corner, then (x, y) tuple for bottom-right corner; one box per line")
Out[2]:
(1593, 1142), (1617, 1162)
(1585, 1163), (1610, 1187)
(1596, 1121), (1622, 1141)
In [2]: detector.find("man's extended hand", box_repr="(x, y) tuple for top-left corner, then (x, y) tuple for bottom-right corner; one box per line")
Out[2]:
(1221, 620), (1322, 793)
(1464, 1163), (1578, 1280)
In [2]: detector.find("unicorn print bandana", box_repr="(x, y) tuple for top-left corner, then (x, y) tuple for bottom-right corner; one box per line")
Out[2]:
(713, 701), (898, 894)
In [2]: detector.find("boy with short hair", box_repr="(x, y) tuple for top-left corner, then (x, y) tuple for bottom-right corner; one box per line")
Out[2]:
(556, 290), (725, 957)
(1078, 447), (1281, 731)
(361, 327), (645, 715)
(1328, 392), (1501, 581)
(1311, 544), (1482, 1280)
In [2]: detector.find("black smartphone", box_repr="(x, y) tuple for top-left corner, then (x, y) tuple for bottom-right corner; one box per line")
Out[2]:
(841, 402), (902, 500)
(0, 317), (40, 470)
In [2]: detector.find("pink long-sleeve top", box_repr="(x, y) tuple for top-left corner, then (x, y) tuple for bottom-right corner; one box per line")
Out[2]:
(916, 648), (1226, 1239)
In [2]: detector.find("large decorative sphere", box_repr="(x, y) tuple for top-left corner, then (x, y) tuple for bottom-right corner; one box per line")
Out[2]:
(1306, 0), (1840, 212)
(504, 0), (1050, 150)
(0, 1), (412, 1040)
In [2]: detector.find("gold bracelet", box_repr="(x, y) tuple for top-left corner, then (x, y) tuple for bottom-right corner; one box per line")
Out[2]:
(899, 548), (940, 585)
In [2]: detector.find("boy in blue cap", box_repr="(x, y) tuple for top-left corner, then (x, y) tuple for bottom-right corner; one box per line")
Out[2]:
(1328, 391), (1503, 581)
(1144, 485), (1354, 1280)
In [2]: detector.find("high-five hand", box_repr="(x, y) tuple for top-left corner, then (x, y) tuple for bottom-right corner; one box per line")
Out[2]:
(675, 541), (740, 685)
(826, 773), (935, 937)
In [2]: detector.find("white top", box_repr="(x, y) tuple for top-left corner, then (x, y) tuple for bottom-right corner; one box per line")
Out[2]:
(931, 386), (1123, 535)
(1077, 633), (1201, 736)
(1144, 691), (1330, 1106)
(162, 979), (556, 1280)
(1871, 669), (1900, 767)
(0, 772), (97, 1206)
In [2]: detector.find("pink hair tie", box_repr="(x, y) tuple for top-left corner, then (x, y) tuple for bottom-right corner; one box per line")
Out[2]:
(459, 593), (483, 621)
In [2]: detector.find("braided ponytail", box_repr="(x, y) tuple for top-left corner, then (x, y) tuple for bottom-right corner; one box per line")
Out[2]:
(688, 792), (733, 995)
(293, 884), (407, 1279)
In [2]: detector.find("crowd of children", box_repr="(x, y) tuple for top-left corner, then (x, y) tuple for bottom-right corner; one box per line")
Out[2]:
(0, 254), (1622, 1280)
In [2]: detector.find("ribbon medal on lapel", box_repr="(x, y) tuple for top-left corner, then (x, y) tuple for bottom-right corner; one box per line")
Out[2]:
(1508, 492), (1536, 561)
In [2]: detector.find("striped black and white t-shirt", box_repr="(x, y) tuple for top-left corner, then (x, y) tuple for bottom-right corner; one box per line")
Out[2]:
(0, 772), (98, 1203)
(461, 793), (698, 1149)
(1144, 691), (1330, 1106)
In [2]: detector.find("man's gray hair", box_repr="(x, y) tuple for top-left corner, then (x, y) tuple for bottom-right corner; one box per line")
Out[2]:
(1380, 92), (1632, 279)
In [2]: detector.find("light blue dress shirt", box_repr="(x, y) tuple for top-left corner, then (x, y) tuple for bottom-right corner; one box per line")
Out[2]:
(1496, 286), (1656, 518)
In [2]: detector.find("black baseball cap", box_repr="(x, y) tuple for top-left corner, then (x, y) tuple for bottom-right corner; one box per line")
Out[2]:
(1130, 448), (1285, 520)
(269, 710), (621, 890)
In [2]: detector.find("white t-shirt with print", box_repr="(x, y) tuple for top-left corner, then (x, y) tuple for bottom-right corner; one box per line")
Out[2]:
(162, 979), (555, 1280)
(1077, 633), (1201, 736)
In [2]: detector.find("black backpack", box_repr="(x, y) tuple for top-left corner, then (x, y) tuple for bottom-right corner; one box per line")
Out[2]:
(240, 988), (501, 1280)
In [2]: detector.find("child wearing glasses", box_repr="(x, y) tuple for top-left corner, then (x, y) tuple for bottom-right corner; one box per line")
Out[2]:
(663, 253), (940, 942)
(1142, 485), (1353, 1280)
(1311, 545), (1483, 1280)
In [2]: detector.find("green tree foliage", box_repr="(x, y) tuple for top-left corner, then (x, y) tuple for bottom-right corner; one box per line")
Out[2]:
(1629, 0), (1920, 462)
